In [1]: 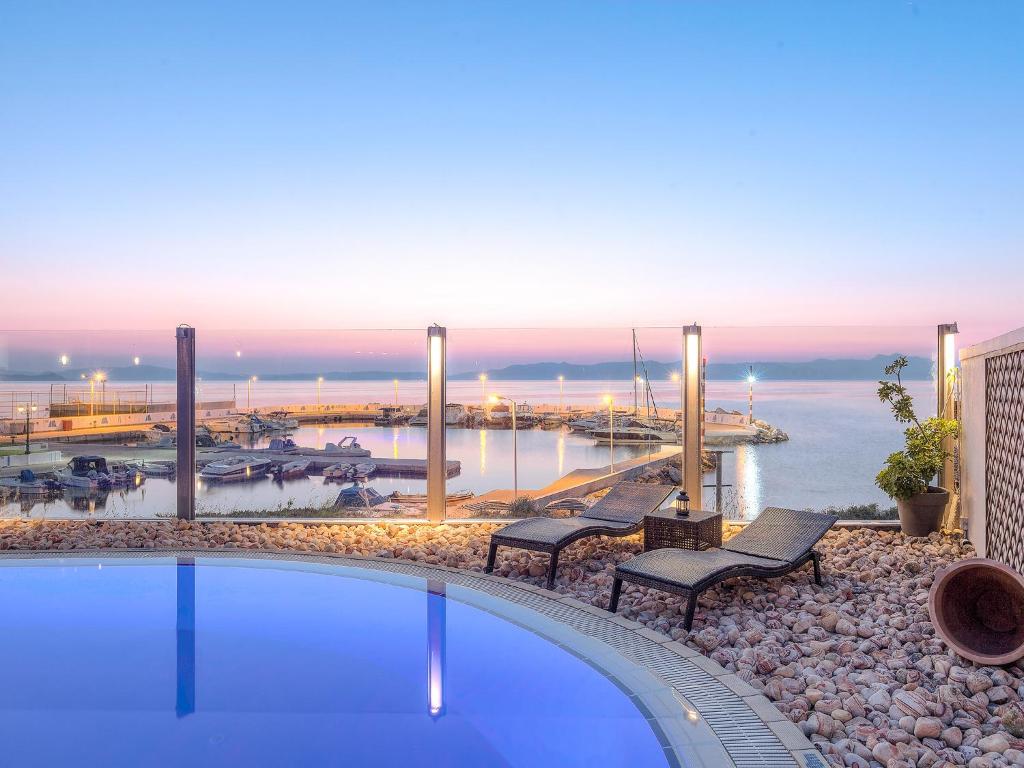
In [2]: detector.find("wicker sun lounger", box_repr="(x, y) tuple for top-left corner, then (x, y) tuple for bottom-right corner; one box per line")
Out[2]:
(608, 507), (837, 630)
(484, 483), (676, 589)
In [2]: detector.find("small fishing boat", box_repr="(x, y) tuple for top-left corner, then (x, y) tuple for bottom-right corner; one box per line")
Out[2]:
(58, 456), (113, 489)
(374, 406), (407, 426)
(127, 460), (176, 477)
(323, 463), (354, 481)
(408, 407), (428, 427)
(353, 462), (377, 480)
(274, 460), (311, 480)
(107, 461), (146, 487)
(198, 456), (272, 482)
(0, 469), (60, 496)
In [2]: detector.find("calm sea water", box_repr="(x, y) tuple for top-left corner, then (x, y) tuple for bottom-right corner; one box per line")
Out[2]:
(1, 379), (931, 520)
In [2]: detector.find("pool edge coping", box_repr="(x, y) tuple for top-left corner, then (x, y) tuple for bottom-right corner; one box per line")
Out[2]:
(0, 548), (821, 768)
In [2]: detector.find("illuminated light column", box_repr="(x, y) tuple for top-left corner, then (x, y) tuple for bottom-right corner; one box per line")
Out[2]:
(393, 378), (400, 407)
(426, 579), (447, 718)
(426, 326), (447, 523)
(683, 325), (703, 508)
(317, 376), (324, 413)
(937, 323), (959, 509)
(479, 374), (487, 412)
(557, 375), (564, 413)
(176, 556), (196, 718)
(176, 325), (196, 521)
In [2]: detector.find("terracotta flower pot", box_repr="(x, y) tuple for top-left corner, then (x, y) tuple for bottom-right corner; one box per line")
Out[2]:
(896, 486), (949, 537)
(929, 558), (1024, 666)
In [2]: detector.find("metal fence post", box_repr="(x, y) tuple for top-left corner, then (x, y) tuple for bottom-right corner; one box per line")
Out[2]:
(683, 324), (703, 509)
(426, 325), (447, 523)
(176, 325), (196, 520)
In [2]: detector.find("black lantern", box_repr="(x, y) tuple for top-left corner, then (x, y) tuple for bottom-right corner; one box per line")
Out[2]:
(673, 490), (690, 517)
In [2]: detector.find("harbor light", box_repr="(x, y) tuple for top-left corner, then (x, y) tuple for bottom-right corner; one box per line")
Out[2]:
(557, 375), (564, 412)
(317, 376), (324, 413)
(479, 374), (487, 410)
(59, 354), (69, 367)
(235, 350), (242, 358)
(16, 404), (37, 454)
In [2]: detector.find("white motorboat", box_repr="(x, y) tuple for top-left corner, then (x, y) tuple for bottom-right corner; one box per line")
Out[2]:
(0, 469), (59, 496)
(323, 436), (371, 458)
(408, 407), (428, 427)
(274, 460), (311, 480)
(591, 418), (679, 445)
(445, 403), (468, 426)
(199, 456), (272, 482)
(57, 456), (113, 489)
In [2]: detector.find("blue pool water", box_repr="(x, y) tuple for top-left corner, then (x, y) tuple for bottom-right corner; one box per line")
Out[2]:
(0, 556), (671, 767)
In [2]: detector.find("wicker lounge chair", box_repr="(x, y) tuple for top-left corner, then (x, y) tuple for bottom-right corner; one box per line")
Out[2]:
(608, 507), (837, 630)
(484, 483), (676, 589)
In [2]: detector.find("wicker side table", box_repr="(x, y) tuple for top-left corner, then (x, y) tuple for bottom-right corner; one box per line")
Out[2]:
(643, 508), (723, 552)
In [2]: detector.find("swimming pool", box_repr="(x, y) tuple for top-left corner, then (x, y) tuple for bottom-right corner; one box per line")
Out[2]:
(0, 553), (690, 767)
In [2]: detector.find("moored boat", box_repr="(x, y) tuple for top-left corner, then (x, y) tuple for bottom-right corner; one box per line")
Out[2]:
(57, 456), (113, 489)
(274, 460), (311, 480)
(198, 456), (272, 482)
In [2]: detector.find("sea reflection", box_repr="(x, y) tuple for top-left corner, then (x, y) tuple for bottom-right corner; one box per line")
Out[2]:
(734, 444), (761, 519)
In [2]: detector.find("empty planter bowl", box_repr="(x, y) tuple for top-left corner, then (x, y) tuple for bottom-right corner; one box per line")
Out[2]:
(929, 558), (1024, 666)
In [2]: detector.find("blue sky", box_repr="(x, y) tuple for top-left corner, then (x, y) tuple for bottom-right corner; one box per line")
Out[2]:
(1, 1), (1021, 340)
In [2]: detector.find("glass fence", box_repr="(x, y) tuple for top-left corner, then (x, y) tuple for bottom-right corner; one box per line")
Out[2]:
(1, 325), (955, 523)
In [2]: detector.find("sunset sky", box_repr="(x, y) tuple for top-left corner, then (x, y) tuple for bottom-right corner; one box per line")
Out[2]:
(1, 2), (1021, 345)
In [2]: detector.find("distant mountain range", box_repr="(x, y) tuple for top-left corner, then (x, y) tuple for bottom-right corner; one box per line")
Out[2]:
(0, 354), (932, 382)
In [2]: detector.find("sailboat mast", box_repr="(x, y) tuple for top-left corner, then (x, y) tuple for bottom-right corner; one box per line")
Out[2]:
(632, 329), (638, 417)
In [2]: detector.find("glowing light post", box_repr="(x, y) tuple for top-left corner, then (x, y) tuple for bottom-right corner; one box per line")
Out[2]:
(317, 376), (324, 413)
(393, 378), (400, 407)
(557, 375), (565, 413)
(746, 367), (756, 425)
(682, 325), (703, 508)
(479, 374), (487, 413)
(59, 354), (69, 368)
(490, 395), (519, 498)
(603, 395), (614, 472)
(247, 376), (257, 411)
(937, 323), (959, 498)
(17, 404), (37, 454)
(426, 326), (447, 523)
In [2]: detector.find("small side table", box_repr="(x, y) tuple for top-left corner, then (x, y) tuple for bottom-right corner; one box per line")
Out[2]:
(643, 508), (723, 552)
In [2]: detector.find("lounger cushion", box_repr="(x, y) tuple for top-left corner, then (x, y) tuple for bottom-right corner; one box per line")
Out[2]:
(722, 507), (838, 563)
(616, 547), (785, 589)
(581, 483), (676, 524)
(493, 516), (637, 546)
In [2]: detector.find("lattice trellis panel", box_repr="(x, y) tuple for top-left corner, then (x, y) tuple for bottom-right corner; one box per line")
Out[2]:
(986, 349), (1024, 572)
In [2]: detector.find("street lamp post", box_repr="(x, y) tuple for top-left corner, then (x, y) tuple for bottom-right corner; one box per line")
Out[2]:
(489, 395), (518, 498)
(479, 374), (487, 412)
(247, 376), (257, 411)
(17, 404), (37, 454)
(317, 376), (324, 413)
(557, 375), (564, 413)
(393, 378), (399, 407)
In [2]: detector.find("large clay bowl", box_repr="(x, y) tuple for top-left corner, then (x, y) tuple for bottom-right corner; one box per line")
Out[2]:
(929, 558), (1024, 666)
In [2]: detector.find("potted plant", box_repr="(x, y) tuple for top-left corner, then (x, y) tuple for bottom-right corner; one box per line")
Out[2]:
(876, 356), (959, 536)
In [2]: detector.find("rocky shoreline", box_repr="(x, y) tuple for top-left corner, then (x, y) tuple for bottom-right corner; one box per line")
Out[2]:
(0, 519), (1018, 767)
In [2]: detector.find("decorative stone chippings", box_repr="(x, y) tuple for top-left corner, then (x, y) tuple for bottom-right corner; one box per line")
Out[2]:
(2, 519), (1022, 767)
